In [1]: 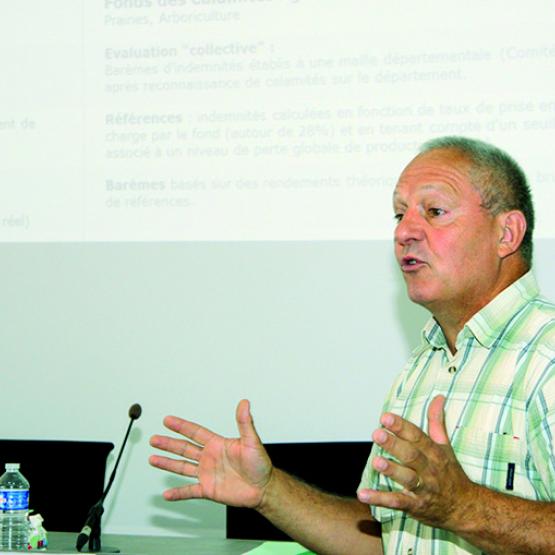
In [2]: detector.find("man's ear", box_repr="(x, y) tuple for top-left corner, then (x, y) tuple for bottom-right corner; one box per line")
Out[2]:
(497, 210), (527, 258)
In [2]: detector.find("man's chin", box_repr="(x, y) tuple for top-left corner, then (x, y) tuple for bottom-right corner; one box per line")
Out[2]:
(405, 286), (436, 308)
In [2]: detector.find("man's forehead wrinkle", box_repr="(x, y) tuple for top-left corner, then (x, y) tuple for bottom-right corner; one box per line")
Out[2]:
(393, 182), (459, 205)
(401, 163), (467, 186)
(401, 149), (471, 182)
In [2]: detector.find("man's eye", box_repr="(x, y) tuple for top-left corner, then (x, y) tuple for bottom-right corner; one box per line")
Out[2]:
(428, 207), (446, 217)
(394, 213), (404, 222)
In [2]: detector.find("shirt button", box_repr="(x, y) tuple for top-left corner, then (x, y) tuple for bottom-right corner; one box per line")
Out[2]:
(407, 549), (414, 555)
(448, 366), (457, 374)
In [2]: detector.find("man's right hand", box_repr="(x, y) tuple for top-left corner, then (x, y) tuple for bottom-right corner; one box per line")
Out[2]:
(149, 399), (273, 509)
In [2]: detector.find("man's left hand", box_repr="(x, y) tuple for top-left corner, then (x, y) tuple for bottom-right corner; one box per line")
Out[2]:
(357, 395), (477, 529)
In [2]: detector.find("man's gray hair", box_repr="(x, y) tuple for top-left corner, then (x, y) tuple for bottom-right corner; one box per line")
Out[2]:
(419, 136), (535, 268)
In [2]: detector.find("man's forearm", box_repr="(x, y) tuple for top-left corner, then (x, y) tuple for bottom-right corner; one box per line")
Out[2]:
(257, 468), (382, 555)
(449, 482), (555, 555)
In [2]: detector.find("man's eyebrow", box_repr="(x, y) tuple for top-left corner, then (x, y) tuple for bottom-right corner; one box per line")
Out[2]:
(392, 198), (407, 210)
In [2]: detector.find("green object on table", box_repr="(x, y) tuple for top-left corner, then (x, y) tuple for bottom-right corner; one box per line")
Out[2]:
(243, 541), (315, 554)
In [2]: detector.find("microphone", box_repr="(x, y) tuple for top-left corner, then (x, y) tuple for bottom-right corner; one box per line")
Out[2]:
(75, 501), (103, 552)
(76, 403), (142, 553)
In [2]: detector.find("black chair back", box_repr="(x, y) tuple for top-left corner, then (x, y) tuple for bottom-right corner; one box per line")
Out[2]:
(226, 441), (372, 540)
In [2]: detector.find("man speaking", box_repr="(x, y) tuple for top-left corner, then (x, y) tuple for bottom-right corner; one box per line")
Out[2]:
(150, 136), (555, 554)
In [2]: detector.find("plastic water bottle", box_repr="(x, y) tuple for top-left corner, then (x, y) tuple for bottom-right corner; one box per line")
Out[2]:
(0, 463), (30, 550)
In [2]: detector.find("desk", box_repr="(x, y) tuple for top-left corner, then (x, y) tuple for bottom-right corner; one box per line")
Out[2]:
(48, 531), (263, 555)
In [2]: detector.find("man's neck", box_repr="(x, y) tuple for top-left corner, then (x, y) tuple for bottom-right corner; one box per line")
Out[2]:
(433, 265), (529, 354)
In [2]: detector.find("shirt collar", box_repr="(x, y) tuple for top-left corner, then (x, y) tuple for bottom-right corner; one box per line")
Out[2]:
(421, 271), (540, 350)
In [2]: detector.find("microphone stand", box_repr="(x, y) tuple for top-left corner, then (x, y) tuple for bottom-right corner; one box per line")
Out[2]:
(81, 501), (105, 552)
(76, 404), (142, 553)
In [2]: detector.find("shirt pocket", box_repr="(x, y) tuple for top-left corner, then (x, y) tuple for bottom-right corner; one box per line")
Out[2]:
(452, 427), (522, 493)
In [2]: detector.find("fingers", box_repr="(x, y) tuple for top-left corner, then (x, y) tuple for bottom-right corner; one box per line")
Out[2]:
(427, 395), (449, 445)
(372, 455), (421, 492)
(235, 399), (262, 448)
(374, 395), (449, 465)
(372, 427), (426, 471)
(150, 434), (203, 461)
(149, 415), (209, 484)
(163, 483), (204, 502)
(370, 395), (448, 494)
(379, 411), (425, 443)
(357, 488), (417, 511)
(161, 415), (216, 447)
(149, 454), (198, 478)
(158, 399), (257, 450)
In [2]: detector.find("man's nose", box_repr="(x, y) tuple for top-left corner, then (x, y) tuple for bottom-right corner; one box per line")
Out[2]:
(394, 209), (425, 245)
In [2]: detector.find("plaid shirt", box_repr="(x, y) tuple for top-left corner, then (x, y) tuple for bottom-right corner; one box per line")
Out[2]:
(358, 271), (555, 554)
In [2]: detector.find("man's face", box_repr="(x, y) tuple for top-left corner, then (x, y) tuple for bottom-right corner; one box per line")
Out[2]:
(393, 148), (502, 318)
